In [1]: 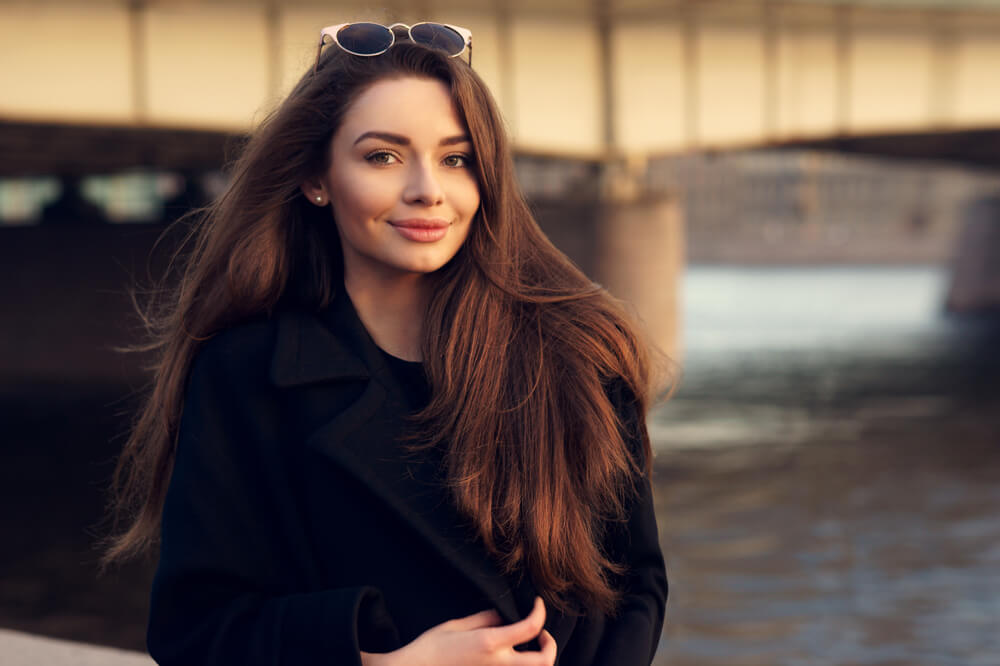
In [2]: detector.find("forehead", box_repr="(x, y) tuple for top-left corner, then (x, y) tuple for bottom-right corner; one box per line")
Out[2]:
(337, 76), (467, 142)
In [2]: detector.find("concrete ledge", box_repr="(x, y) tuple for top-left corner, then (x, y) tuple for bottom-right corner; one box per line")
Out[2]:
(0, 628), (154, 665)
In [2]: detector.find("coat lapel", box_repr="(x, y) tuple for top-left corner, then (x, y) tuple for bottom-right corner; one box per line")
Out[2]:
(268, 291), (530, 627)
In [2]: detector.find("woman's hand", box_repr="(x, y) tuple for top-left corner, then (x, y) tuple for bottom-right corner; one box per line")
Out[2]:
(361, 596), (556, 666)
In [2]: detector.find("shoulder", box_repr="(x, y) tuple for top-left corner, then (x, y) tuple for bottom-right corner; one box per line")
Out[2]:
(185, 303), (362, 393)
(186, 313), (282, 390)
(176, 313), (301, 448)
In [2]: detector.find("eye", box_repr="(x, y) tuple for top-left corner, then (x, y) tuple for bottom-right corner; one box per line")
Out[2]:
(443, 153), (472, 168)
(365, 150), (399, 166)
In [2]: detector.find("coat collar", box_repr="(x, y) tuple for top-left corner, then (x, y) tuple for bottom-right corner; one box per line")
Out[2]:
(269, 292), (370, 388)
(266, 290), (542, 629)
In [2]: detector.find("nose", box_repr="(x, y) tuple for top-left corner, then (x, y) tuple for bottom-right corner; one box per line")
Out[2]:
(402, 158), (444, 206)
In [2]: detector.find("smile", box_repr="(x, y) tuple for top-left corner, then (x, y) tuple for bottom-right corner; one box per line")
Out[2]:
(389, 218), (450, 243)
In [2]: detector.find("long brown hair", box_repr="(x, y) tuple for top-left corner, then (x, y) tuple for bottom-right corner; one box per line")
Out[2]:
(104, 41), (667, 618)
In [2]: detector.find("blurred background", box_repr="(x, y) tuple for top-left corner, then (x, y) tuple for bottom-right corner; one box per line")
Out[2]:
(1, 0), (999, 664)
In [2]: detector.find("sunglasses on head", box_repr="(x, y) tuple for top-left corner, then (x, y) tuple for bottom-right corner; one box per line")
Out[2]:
(314, 22), (473, 73)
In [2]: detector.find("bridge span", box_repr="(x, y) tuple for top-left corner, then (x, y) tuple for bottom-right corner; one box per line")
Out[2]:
(2, 0), (1000, 358)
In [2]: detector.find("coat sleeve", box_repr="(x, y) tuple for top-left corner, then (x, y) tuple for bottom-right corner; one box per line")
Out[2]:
(146, 330), (399, 665)
(576, 379), (669, 666)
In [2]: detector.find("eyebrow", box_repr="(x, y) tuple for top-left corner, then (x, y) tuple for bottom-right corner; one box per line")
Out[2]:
(352, 131), (471, 147)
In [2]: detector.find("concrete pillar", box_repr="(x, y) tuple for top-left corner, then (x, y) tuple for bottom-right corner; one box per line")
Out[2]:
(531, 184), (685, 363)
(946, 195), (1000, 314)
(595, 193), (685, 363)
(525, 151), (685, 363)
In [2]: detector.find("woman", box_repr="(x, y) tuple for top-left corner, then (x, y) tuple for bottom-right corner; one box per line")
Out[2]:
(104, 21), (668, 666)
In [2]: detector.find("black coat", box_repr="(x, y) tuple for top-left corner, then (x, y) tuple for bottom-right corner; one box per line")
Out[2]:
(147, 289), (667, 665)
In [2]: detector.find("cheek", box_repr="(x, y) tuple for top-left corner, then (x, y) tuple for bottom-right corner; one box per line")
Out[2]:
(453, 178), (481, 220)
(330, 169), (395, 222)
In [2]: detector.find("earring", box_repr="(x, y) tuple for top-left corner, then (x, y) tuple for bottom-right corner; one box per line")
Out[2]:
(315, 196), (323, 203)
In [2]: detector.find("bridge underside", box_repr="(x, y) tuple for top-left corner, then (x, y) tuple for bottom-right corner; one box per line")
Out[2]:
(0, 122), (234, 177)
(777, 128), (1000, 170)
(4, 120), (1000, 178)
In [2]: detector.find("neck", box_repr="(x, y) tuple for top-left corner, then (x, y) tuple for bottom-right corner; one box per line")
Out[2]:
(344, 269), (429, 362)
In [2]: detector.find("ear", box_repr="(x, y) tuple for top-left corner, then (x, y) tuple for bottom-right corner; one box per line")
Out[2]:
(300, 177), (328, 206)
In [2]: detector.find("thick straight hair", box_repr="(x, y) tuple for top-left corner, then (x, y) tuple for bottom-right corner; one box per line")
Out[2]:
(103, 41), (667, 618)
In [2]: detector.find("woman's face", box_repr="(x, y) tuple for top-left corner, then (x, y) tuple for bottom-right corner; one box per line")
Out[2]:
(305, 75), (480, 285)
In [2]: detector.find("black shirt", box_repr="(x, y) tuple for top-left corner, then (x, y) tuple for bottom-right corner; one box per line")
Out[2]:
(377, 347), (430, 411)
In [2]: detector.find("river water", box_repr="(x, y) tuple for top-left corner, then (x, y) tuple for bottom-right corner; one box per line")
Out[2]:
(649, 266), (1000, 666)
(1, 263), (996, 662)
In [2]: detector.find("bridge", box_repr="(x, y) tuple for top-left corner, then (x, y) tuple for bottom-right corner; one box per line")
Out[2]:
(2, 0), (1000, 361)
(4, 0), (1000, 155)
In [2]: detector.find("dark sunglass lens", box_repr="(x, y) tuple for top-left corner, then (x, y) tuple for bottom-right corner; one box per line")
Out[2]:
(410, 23), (465, 55)
(337, 22), (393, 54)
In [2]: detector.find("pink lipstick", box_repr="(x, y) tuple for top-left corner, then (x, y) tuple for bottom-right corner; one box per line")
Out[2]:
(389, 218), (450, 242)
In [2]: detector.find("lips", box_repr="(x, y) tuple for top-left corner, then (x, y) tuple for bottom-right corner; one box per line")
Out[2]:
(390, 218), (450, 229)
(388, 218), (451, 242)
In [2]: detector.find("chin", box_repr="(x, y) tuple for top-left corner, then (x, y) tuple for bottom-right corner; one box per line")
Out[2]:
(397, 252), (457, 275)
(407, 262), (449, 275)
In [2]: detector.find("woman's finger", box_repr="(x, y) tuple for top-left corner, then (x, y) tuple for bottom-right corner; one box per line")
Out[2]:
(483, 596), (546, 648)
(506, 629), (557, 666)
(442, 608), (503, 631)
(537, 629), (557, 662)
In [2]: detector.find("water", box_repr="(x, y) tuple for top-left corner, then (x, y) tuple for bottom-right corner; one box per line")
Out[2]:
(649, 265), (1000, 666)
(1, 264), (996, 662)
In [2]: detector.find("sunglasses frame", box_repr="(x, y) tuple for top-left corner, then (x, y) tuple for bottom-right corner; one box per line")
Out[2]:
(314, 21), (473, 73)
